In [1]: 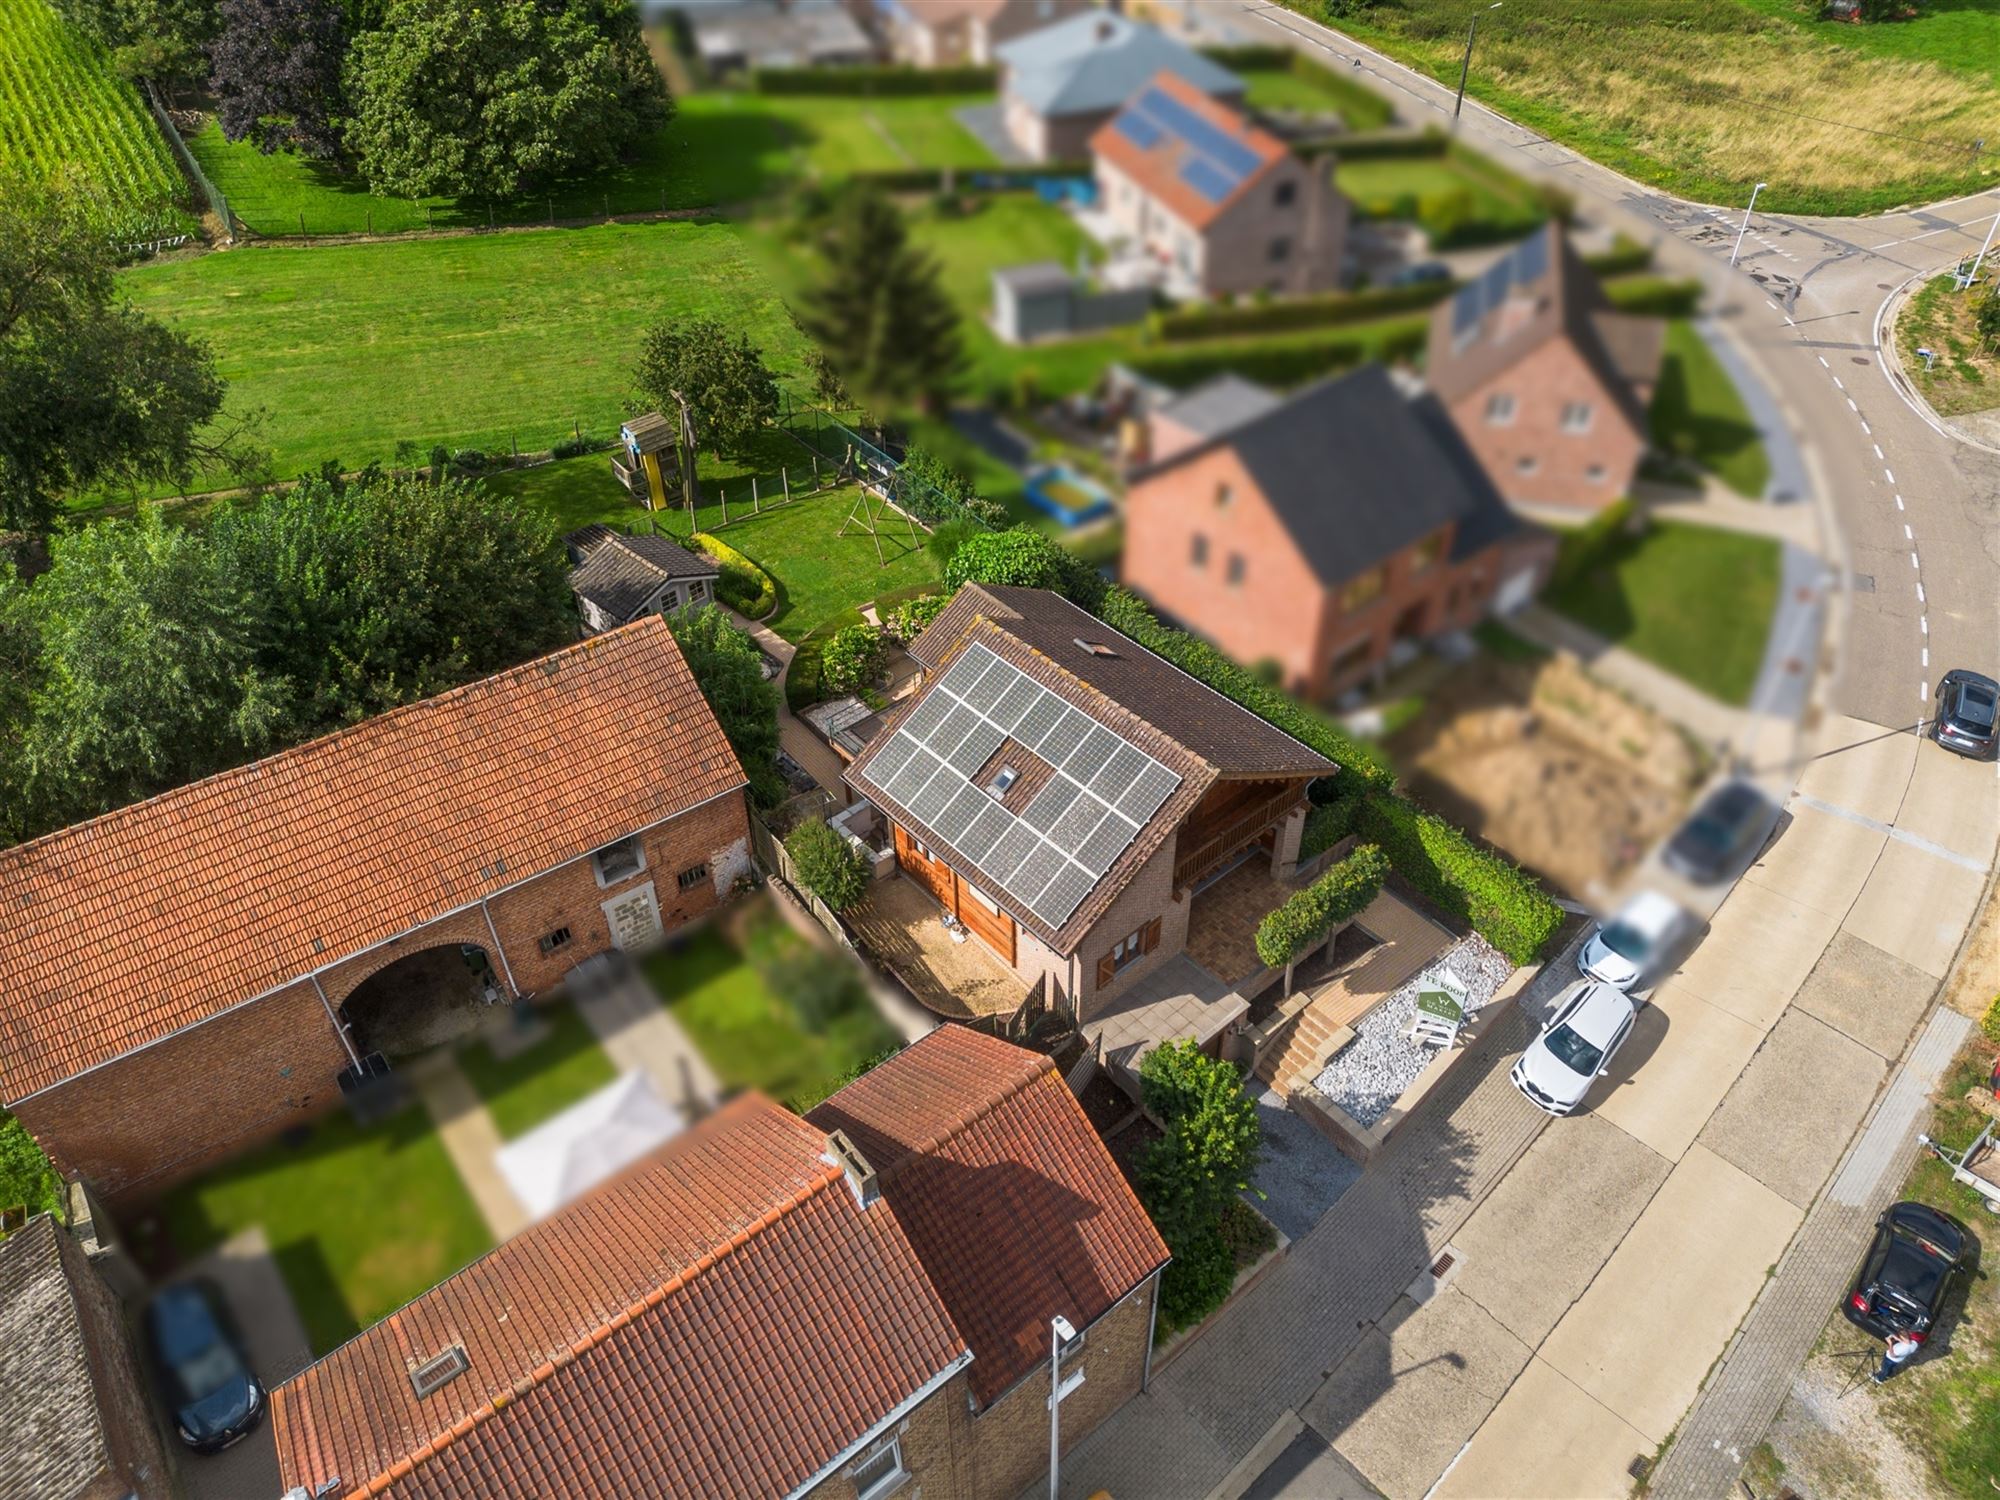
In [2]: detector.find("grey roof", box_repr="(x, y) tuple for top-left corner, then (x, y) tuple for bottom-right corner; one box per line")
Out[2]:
(1140, 363), (1527, 583)
(1155, 373), (1282, 441)
(568, 532), (720, 623)
(0, 1215), (127, 1500)
(994, 261), (1077, 295)
(997, 12), (1241, 119)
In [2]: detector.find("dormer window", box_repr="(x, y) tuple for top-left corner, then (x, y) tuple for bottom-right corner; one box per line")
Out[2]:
(988, 765), (1020, 797)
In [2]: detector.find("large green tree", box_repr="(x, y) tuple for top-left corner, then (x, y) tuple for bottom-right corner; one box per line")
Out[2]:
(343, 0), (670, 200)
(630, 319), (779, 462)
(668, 604), (784, 809)
(795, 187), (963, 416)
(0, 180), (258, 538)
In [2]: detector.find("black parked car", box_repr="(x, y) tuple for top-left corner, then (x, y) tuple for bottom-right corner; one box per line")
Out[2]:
(1842, 1201), (1968, 1343)
(1932, 669), (1999, 760)
(144, 1281), (264, 1453)
(1661, 780), (1775, 885)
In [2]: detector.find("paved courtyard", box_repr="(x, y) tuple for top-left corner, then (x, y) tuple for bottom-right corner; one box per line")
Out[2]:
(846, 876), (1031, 1018)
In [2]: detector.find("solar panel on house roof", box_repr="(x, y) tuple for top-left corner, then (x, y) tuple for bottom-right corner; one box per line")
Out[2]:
(1137, 87), (1263, 180)
(1180, 158), (1238, 204)
(1514, 226), (1549, 283)
(1114, 111), (1163, 150)
(865, 643), (1181, 931)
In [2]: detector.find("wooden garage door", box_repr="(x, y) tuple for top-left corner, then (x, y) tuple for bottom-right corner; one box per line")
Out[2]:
(894, 823), (954, 907)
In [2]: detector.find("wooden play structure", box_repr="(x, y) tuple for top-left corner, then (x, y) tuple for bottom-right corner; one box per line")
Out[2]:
(611, 412), (680, 510)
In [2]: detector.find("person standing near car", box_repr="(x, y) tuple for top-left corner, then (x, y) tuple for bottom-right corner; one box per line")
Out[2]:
(1873, 1331), (1921, 1384)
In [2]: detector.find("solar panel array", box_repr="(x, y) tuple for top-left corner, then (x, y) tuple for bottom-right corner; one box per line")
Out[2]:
(1450, 225), (1553, 338)
(864, 644), (1181, 932)
(1115, 85), (1266, 205)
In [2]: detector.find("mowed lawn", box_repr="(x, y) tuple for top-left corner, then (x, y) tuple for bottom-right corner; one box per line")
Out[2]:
(1545, 520), (1779, 705)
(457, 1001), (617, 1140)
(1650, 318), (1771, 498)
(115, 221), (805, 494)
(157, 1104), (493, 1355)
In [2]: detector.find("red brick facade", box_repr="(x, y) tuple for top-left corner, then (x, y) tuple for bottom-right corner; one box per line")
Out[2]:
(1443, 336), (1648, 515)
(17, 791), (751, 1203)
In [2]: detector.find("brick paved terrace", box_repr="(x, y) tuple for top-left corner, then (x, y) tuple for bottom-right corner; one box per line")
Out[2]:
(846, 876), (1032, 1020)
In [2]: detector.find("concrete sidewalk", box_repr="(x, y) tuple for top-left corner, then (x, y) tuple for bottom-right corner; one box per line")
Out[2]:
(407, 1051), (530, 1241)
(569, 956), (722, 1121)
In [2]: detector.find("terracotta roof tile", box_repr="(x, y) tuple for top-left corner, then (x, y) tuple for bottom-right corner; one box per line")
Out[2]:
(0, 619), (746, 1101)
(1090, 70), (1289, 233)
(272, 1094), (970, 1500)
(810, 1027), (1169, 1407)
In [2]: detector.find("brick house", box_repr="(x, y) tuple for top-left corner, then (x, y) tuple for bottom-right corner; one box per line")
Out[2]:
(0, 618), (751, 1203)
(1425, 223), (1665, 516)
(1122, 363), (1557, 701)
(995, 11), (1242, 162)
(270, 1028), (1166, 1500)
(564, 524), (722, 634)
(878, 0), (1094, 66)
(0, 1214), (173, 1500)
(845, 584), (1334, 1046)
(1090, 71), (1349, 298)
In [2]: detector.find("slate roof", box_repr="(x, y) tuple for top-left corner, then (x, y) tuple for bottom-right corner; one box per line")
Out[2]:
(1154, 371), (1283, 442)
(0, 619), (746, 1102)
(567, 531), (720, 624)
(994, 260), (1077, 295)
(810, 1026), (1169, 1407)
(997, 11), (1241, 119)
(272, 1094), (971, 1500)
(1425, 223), (1660, 434)
(1089, 71), (1288, 232)
(849, 585), (1331, 953)
(0, 1215), (137, 1500)
(1135, 364), (1528, 585)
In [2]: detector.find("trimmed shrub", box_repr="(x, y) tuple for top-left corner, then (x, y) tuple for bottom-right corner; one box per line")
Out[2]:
(1254, 843), (1389, 971)
(1123, 315), (1431, 391)
(945, 527), (1104, 607)
(1151, 279), (1456, 342)
(1584, 237), (1654, 278)
(882, 592), (948, 644)
(821, 622), (886, 695)
(1306, 128), (1450, 162)
(847, 160), (1093, 193)
(1219, 1197), (1277, 1266)
(1353, 794), (1563, 964)
(1156, 1221), (1236, 1334)
(1601, 276), (1703, 318)
(750, 63), (997, 95)
(784, 816), (870, 912)
(689, 531), (777, 619)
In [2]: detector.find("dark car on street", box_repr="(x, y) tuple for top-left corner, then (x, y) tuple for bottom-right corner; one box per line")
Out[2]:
(1661, 780), (1775, 885)
(1842, 1201), (1968, 1343)
(1932, 669), (1999, 760)
(144, 1280), (265, 1454)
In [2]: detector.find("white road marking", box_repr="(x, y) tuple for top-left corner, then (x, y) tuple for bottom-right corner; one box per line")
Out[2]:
(1895, 494), (1905, 510)
(1911, 552), (1921, 568)
(1918, 582), (1926, 603)
(1818, 356), (1830, 368)
(1923, 647), (1930, 668)
(1833, 377), (1845, 390)
(1921, 680), (1930, 703)
(1904, 524), (1913, 539)
(1792, 794), (1989, 874)
(1861, 422), (1871, 435)
(1885, 469), (1896, 484)
(1921, 616), (1929, 635)
(1849, 399), (1860, 413)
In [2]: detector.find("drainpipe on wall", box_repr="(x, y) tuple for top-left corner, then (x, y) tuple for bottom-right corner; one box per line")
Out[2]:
(311, 974), (364, 1071)
(479, 897), (521, 998)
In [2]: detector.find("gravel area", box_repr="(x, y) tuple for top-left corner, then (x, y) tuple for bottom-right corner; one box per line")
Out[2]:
(1245, 1081), (1362, 1241)
(1312, 937), (1514, 1129)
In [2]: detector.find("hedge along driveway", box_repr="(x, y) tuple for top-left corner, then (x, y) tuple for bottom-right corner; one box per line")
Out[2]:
(111, 220), (807, 500)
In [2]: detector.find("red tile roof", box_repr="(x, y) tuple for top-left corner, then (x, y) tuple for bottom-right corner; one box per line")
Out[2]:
(0, 618), (746, 1102)
(272, 1094), (971, 1500)
(810, 1027), (1170, 1407)
(1089, 70), (1289, 232)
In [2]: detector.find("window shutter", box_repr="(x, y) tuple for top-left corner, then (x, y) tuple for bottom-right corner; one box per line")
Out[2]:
(1142, 917), (1162, 954)
(1096, 951), (1117, 988)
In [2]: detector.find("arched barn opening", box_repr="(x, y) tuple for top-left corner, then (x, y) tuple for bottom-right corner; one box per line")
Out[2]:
(339, 944), (507, 1060)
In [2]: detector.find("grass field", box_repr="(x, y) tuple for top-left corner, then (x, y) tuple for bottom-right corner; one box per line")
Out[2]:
(0, 0), (192, 237)
(157, 1103), (492, 1355)
(114, 220), (805, 494)
(1545, 519), (1779, 704)
(1334, 156), (1521, 221)
(458, 1001), (616, 1141)
(1899, 274), (2000, 417)
(1650, 318), (1771, 498)
(1300, 0), (2000, 212)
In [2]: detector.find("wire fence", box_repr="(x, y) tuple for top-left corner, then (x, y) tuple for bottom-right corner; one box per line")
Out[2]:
(143, 81), (235, 242)
(774, 388), (1001, 534)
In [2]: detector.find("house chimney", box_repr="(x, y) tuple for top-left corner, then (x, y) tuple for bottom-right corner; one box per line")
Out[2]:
(824, 1130), (880, 1208)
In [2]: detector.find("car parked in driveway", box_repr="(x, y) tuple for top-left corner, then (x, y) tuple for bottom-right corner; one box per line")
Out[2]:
(1842, 1201), (1968, 1343)
(1511, 979), (1638, 1117)
(1661, 780), (1775, 885)
(1931, 669), (1998, 760)
(144, 1280), (264, 1454)
(1579, 891), (1693, 992)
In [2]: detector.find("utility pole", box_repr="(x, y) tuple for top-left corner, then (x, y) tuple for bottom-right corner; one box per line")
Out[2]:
(1729, 181), (1768, 268)
(1454, 4), (1502, 125)
(669, 388), (701, 527)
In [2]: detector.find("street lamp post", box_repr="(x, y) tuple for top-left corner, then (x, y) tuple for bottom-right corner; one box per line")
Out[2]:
(1454, 3), (1503, 125)
(1963, 196), (2000, 287)
(1729, 181), (1768, 268)
(1048, 1315), (1083, 1497)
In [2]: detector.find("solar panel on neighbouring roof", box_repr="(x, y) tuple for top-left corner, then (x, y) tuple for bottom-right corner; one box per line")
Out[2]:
(1137, 87), (1264, 179)
(857, 642), (1181, 931)
(1450, 283), (1483, 336)
(1114, 111), (1163, 150)
(1180, 158), (1238, 205)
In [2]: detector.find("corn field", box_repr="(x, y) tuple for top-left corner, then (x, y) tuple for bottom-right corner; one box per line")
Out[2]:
(0, 0), (194, 239)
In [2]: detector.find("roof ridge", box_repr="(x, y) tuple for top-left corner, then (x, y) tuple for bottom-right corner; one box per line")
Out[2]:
(602, 533), (676, 584)
(0, 618), (671, 870)
(344, 1150), (853, 1500)
(870, 1032), (1054, 1188)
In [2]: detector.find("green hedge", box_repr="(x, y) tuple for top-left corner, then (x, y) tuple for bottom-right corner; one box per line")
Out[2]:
(1583, 237), (1654, 278)
(1353, 795), (1563, 964)
(1152, 280), (1456, 343)
(1255, 844), (1390, 970)
(1301, 128), (1447, 162)
(690, 531), (776, 619)
(1125, 315), (1431, 391)
(748, 64), (996, 95)
(848, 160), (1092, 193)
(1602, 276), (1703, 318)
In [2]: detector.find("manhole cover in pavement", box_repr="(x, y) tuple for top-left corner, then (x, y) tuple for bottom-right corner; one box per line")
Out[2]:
(1878, 282), (1894, 289)
(1852, 356), (1872, 365)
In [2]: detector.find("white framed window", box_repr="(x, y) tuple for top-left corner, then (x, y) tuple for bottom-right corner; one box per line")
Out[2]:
(1560, 401), (1595, 434)
(1109, 925), (1148, 972)
(1484, 392), (1517, 426)
(592, 835), (647, 888)
(850, 1435), (907, 1500)
(963, 882), (1002, 915)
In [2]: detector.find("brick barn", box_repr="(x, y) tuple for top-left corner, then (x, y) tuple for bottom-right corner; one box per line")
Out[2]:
(0, 617), (750, 1204)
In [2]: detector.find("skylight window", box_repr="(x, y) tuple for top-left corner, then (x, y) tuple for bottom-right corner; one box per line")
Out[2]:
(988, 765), (1020, 797)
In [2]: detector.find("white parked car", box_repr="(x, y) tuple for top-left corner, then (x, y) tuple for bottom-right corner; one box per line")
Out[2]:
(1511, 980), (1638, 1117)
(1578, 891), (1692, 992)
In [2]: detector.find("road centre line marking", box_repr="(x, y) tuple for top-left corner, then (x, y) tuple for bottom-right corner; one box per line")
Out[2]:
(1819, 356), (1830, 368)
(1885, 469), (1896, 484)
(1849, 399), (1860, 413)
(1874, 443), (1884, 458)
(1923, 647), (1930, 668)
(1861, 422), (1870, 435)
(1794, 792), (1985, 873)
(1905, 525), (1913, 539)
(1921, 616), (1928, 634)
(1912, 552), (1921, 568)
(1920, 680), (1931, 703)
(1895, 494), (1904, 510)
(1918, 582), (1926, 603)
(1834, 377), (1844, 389)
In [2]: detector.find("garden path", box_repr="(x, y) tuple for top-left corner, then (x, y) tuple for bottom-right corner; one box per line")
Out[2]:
(572, 958), (723, 1121)
(406, 1052), (531, 1241)
(724, 607), (852, 796)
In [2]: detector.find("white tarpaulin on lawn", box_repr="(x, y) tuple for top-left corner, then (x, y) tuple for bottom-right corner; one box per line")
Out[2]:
(496, 1069), (686, 1221)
